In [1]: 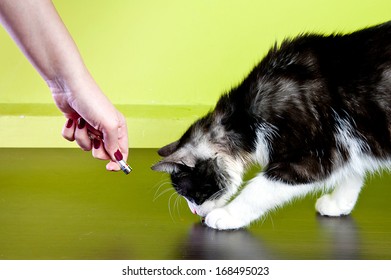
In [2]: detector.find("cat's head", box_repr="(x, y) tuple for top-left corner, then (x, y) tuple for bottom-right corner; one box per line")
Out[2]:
(151, 113), (245, 217)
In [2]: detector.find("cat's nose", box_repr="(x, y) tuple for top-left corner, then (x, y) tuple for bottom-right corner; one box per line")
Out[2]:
(193, 209), (197, 215)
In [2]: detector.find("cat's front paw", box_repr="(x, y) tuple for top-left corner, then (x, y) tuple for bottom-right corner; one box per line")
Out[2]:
(315, 194), (353, 216)
(204, 208), (247, 230)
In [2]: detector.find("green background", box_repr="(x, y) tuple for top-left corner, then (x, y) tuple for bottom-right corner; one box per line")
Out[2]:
(0, 0), (390, 148)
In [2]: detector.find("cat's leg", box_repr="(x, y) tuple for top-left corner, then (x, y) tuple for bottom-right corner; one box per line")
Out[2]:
(204, 173), (316, 230)
(315, 175), (364, 216)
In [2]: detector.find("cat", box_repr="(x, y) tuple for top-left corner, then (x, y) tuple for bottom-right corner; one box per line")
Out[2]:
(152, 21), (391, 230)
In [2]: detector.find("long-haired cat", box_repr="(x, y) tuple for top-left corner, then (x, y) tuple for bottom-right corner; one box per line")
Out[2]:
(152, 21), (391, 230)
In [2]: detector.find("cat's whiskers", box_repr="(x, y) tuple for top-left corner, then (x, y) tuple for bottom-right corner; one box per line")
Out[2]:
(151, 177), (169, 193)
(153, 187), (175, 202)
(152, 179), (186, 221)
(153, 181), (175, 202)
(174, 195), (183, 218)
(168, 191), (181, 222)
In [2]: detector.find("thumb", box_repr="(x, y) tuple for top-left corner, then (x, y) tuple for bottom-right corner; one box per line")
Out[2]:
(101, 116), (130, 172)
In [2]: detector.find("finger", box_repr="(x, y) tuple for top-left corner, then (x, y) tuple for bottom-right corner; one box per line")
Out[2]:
(62, 118), (75, 141)
(101, 124), (119, 162)
(106, 161), (121, 172)
(74, 118), (92, 151)
(102, 114), (129, 172)
(86, 123), (103, 140)
(91, 138), (110, 160)
(101, 113), (128, 162)
(118, 119), (129, 162)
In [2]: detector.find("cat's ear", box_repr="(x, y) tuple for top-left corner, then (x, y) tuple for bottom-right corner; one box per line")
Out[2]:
(157, 140), (180, 157)
(154, 141), (195, 173)
(151, 160), (189, 174)
(151, 161), (176, 173)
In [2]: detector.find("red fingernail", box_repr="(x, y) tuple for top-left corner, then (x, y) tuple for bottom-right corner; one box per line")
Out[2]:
(66, 119), (73, 128)
(93, 138), (101, 149)
(114, 149), (132, 174)
(77, 118), (86, 129)
(114, 149), (123, 161)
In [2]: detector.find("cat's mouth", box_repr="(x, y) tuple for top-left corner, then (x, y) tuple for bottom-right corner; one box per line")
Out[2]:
(184, 197), (222, 218)
(185, 198), (203, 216)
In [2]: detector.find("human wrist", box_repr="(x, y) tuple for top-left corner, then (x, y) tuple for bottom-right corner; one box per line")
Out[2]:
(46, 67), (96, 96)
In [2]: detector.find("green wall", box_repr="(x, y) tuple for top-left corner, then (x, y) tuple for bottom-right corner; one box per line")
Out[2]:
(0, 0), (390, 147)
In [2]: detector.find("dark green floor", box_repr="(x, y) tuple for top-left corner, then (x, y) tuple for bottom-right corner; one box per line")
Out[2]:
(1, 148), (391, 259)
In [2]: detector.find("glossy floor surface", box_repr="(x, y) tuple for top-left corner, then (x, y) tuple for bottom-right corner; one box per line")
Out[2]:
(1, 149), (391, 260)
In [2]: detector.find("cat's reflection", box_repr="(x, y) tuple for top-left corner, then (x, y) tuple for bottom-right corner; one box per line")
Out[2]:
(178, 215), (360, 259)
(316, 214), (360, 259)
(179, 223), (276, 259)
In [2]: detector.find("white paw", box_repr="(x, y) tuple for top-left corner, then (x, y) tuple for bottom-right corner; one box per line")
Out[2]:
(204, 208), (247, 230)
(315, 194), (353, 217)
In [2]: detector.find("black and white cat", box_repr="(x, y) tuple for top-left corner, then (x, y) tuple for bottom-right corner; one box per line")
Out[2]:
(152, 21), (391, 230)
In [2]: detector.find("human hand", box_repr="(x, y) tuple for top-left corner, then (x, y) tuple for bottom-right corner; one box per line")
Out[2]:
(48, 77), (129, 172)
(0, 0), (129, 172)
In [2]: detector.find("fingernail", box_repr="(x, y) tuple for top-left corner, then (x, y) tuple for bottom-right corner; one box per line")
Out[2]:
(77, 118), (86, 129)
(114, 149), (123, 161)
(93, 138), (101, 149)
(66, 119), (73, 128)
(114, 149), (132, 174)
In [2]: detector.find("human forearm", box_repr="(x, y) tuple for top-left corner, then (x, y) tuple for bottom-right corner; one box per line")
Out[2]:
(0, 0), (88, 86)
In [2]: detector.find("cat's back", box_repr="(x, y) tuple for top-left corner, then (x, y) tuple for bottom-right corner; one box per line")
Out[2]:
(251, 21), (391, 103)
(317, 21), (391, 76)
(224, 21), (391, 118)
(262, 21), (391, 78)
(252, 21), (391, 158)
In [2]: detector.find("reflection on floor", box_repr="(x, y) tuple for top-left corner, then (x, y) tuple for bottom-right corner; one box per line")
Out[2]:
(0, 149), (390, 260)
